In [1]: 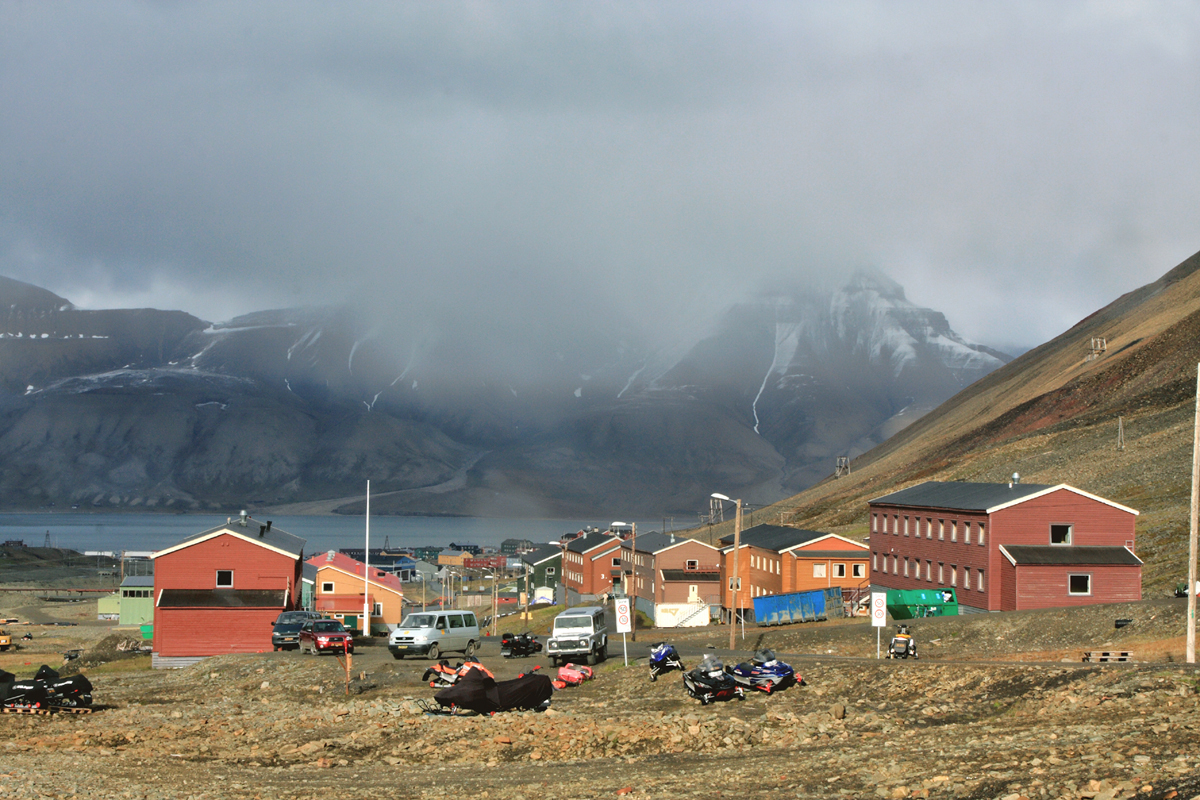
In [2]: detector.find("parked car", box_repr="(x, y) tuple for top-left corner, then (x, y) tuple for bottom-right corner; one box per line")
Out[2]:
(546, 606), (608, 666)
(271, 611), (324, 651)
(298, 618), (354, 655)
(387, 610), (480, 660)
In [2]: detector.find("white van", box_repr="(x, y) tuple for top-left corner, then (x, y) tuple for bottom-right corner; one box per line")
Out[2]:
(546, 606), (608, 666)
(387, 610), (480, 660)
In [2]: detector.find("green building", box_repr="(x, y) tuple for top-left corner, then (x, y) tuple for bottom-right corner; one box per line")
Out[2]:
(119, 576), (155, 626)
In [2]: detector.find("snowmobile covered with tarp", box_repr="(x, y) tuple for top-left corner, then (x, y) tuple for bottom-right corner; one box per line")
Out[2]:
(422, 665), (553, 715)
(1, 665), (92, 712)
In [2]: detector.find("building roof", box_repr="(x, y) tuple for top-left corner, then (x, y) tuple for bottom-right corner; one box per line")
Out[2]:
(152, 519), (306, 561)
(718, 525), (830, 553)
(156, 588), (288, 608)
(564, 529), (621, 555)
(999, 545), (1143, 567)
(301, 562), (318, 584)
(622, 532), (718, 555)
(780, 533), (870, 556)
(307, 551), (405, 594)
(121, 575), (155, 587)
(660, 569), (721, 582)
(521, 544), (562, 566)
(869, 481), (1138, 515)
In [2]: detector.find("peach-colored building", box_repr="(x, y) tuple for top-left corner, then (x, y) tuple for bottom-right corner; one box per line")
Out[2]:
(307, 551), (405, 635)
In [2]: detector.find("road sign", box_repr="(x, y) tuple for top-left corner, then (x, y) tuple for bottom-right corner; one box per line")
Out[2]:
(871, 592), (887, 628)
(615, 598), (632, 633)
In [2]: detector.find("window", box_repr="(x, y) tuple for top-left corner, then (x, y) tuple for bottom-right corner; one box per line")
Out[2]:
(893, 555), (899, 574)
(938, 520), (945, 540)
(926, 560), (932, 582)
(903, 515), (909, 536)
(545, 567), (556, 576)
(893, 515), (899, 534)
(835, 563), (846, 578)
(1051, 524), (1072, 545)
(881, 556), (888, 574)
(872, 552), (878, 571)
(448, 614), (463, 628)
(1068, 573), (1091, 595)
(951, 521), (958, 542)
(853, 563), (865, 579)
(938, 563), (944, 583)
(872, 513), (878, 532)
(612, 557), (622, 567)
(216, 570), (233, 588)
(814, 563), (827, 578)
(963, 567), (970, 591)
(977, 569), (985, 591)
(963, 522), (971, 545)
(686, 559), (698, 570)
(950, 565), (957, 587)
(372, 602), (383, 616)
(927, 517), (933, 539)
(903, 558), (909, 577)
(321, 581), (334, 593)
(978, 523), (986, 546)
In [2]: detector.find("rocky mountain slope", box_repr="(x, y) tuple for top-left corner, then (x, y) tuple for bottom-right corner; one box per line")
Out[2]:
(726, 248), (1200, 594)
(0, 271), (1006, 516)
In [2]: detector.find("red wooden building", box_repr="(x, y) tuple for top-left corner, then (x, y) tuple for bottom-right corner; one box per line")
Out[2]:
(868, 481), (1140, 612)
(561, 529), (623, 602)
(151, 516), (305, 668)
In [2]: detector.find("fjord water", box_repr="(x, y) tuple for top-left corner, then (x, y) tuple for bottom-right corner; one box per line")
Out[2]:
(0, 513), (641, 554)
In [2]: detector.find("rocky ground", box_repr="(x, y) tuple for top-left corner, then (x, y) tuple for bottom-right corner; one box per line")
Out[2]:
(2, 598), (1200, 799)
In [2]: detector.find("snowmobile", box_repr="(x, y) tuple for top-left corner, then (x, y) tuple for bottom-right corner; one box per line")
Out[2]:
(887, 624), (918, 659)
(34, 665), (92, 708)
(648, 642), (684, 682)
(682, 655), (745, 705)
(424, 665), (553, 715)
(725, 648), (798, 694)
(551, 662), (594, 689)
(500, 632), (543, 658)
(421, 658), (493, 689)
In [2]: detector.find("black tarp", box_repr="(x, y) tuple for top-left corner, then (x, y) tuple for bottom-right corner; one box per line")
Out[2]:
(433, 667), (553, 714)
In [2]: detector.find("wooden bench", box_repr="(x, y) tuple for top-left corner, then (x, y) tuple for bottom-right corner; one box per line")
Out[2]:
(1082, 651), (1134, 663)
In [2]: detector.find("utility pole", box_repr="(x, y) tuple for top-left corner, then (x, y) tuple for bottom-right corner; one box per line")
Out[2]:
(1188, 366), (1199, 663)
(729, 499), (742, 651)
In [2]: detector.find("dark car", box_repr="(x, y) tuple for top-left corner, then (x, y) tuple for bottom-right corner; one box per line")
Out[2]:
(298, 618), (355, 655)
(271, 611), (323, 651)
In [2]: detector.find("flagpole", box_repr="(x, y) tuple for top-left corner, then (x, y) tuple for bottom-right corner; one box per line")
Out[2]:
(364, 480), (371, 639)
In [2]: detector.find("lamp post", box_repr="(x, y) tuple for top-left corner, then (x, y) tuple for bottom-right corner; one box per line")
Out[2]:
(712, 493), (743, 651)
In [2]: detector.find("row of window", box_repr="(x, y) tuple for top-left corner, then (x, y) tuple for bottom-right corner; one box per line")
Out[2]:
(121, 589), (151, 598)
(872, 513), (987, 546)
(872, 552), (986, 592)
(812, 563), (866, 579)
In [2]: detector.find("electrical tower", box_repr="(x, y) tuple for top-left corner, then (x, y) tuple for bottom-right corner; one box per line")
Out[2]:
(835, 456), (851, 478)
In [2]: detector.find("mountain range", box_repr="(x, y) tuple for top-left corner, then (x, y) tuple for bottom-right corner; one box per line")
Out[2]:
(726, 248), (1200, 593)
(0, 270), (1008, 517)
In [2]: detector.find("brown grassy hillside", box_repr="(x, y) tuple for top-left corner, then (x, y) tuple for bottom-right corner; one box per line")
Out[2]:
(694, 249), (1200, 594)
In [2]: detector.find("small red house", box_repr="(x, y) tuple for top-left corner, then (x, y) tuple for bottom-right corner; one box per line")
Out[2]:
(868, 481), (1140, 612)
(151, 516), (305, 668)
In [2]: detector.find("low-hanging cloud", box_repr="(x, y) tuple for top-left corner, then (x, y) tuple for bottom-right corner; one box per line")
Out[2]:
(1, 1), (1198, 358)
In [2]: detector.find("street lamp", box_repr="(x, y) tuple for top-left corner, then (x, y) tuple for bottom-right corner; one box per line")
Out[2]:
(712, 493), (743, 651)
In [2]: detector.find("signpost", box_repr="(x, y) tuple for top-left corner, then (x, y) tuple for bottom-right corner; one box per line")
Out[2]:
(871, 591), (887, 659)
(615, 597), (632, 665)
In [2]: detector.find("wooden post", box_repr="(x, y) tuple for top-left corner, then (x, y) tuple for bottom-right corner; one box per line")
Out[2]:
(729, 499), (742, 651)
(1188, 365), (1200, 664)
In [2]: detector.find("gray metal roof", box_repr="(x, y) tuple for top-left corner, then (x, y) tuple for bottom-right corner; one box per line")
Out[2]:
(1001, 545), (1142, 566)
(718, 525), (829, 553)
(521, 544), (562, 566)
(869, 481), (1054, 512)
(301, 562), (318, 583)
(121, 575), (155, 587)
(173, 520), (306, 558)
(564, 530), (621, 554)
(621, 531), (704, 554)
(157, 588), (289, 608)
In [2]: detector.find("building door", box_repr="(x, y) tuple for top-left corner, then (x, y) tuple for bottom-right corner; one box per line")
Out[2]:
(343, 614), (358, 631)
(688, 584), (699, 603)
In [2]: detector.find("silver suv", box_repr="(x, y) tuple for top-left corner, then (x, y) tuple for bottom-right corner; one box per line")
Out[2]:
(547, 606), (608, 666)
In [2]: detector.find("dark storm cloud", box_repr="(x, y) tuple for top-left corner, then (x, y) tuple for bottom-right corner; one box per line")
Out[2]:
(1, 1), (1198, 353)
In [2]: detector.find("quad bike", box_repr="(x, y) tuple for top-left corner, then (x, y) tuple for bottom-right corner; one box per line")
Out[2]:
(887, 624), (918, 659)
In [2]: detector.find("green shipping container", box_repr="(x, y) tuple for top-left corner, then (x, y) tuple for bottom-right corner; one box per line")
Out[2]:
(886, 588), (959, 619)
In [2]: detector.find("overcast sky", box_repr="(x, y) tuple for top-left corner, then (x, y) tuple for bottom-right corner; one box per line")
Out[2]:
(1, 1), (1197, 354)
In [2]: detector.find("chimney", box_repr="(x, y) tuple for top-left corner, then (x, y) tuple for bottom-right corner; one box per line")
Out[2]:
(259, 524), (267, 537)
(266, 520), (272, 532)
(326, 550), (335, 562)
(238, 510), (248, 527)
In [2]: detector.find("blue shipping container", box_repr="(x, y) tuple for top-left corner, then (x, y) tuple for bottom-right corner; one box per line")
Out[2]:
(752, 587), (844, 626)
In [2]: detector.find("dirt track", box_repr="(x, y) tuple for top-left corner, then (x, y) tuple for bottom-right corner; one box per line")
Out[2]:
(3, 599), (1200, 799)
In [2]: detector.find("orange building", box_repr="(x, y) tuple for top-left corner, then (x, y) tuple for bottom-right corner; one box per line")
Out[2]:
(307, 551), (405, 635)
(719, 525), (869, 622)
